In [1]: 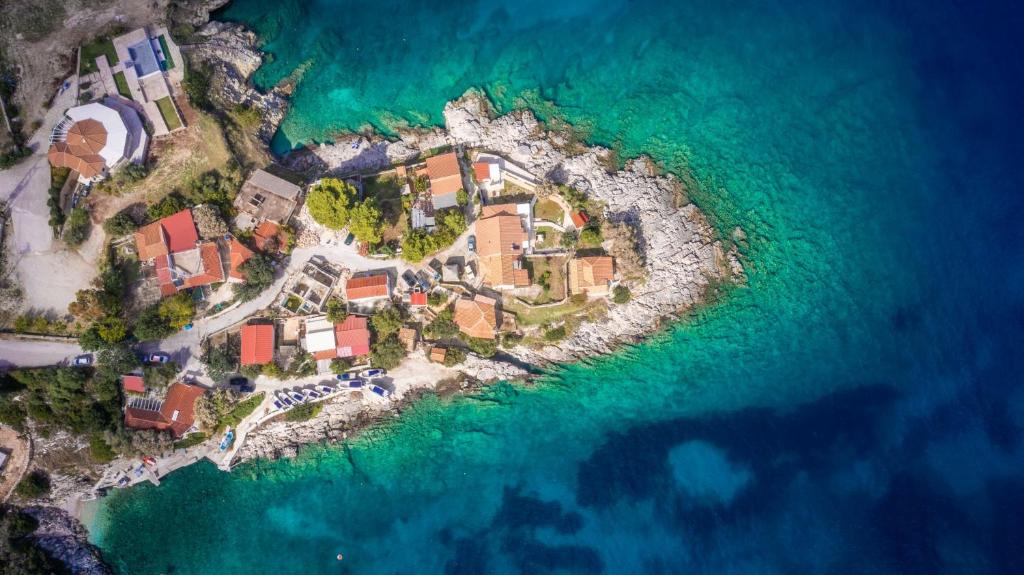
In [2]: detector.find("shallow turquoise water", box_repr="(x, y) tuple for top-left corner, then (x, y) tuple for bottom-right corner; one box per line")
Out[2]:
(91, 1), (1024, 573)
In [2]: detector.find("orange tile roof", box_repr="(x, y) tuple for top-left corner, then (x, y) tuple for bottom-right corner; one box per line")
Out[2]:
(134, 209), (199, 261)
(571, 211), (590, 229)
(453, 296), (498, 340)
(253, 220), (282, 253)
(335, 315), (370, 357)
(425, 152), (462, 196)
(398, 327), (417, 351)
(473, 162), (491, 181)
(312, 349), (337, 361)
(182, 242), (225, 288)
(346, 273), (390, 301)
(124, 383), (205, 438)
(229, 239), (254, 281)
(122, 375), (145, 394)
(569, 256), (614, 295)
(46, 119), (109, 179)
(476, 206), (527, 287)
(430, 346), (447, 363)
(409, 292), (427, 307)
(240, 323), (274, 365)
(134, 220), (168, 261)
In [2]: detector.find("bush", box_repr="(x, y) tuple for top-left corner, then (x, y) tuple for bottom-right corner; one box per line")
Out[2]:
(285, 402), (323, 422)
(95, 315), (128, 344)
(456, 189), (468, 206)
(89, 434), (117, 463)
(370, 306), (403, 339)
(173, 432), (208, 450)
(371, 334), (407, 370)
(443, 347), (466, 367)
(147, 193), (188, 221)
(348, 199), (384, 245)
(306, 178), (356, 229)
(543, 325), (567, 342)
(400, 209), (467, 262)
(159, 292), (195, 329)
(219, 392), (265, 430)
(133, 305), (176, 341)
(579, 226), (603, 247)
(427, 292), (445, 307)
(466, 336), (497, 358)
(233, 254), (275, 302)
(612, 284), (631, 304)
(501, 332), (523, 348)
(202, 342), (238, 382)
(183, 62), (212, 110)
(63, 207), (91, 247)
(326, 298), (347, 323)
(103, 211), (137, 236)
(424, 309), (460, 340)
(330, 358), (352, 374)
(15, 470), (51, 499)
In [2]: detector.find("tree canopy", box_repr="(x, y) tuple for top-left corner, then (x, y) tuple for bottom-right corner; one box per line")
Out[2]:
(347, 199), (383, 244)
(306, 178), (357, 229)
(233, 253), (275, 302)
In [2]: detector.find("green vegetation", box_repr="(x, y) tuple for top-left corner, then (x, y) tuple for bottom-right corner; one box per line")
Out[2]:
(103, 211), (138, 236)
(579, 226), (603, 247)
(159, 292), (195, 329)
(173, 432), (208, 450)
(456, 189), (469, 206)
(283, 295), (301, 313)
(558, 184), (588, 211)
(147, 193), (188, 221)
(14, 470), (50, 499)
(182, 62), (212, 110)
(347, 199), (384, 244)
(326, 298), (347, 323)
(96, 162), (148, 195)
(155, 96), (182, 131)
(233, 254), (275, 302)
(443, 347), (466, 367)
(501, 332), (524, 348)
(424, 309), (460, 340)
(534, 198), (564, 222)
(370, 306), (403, 339)
(306, 178), (357, 229)
(330, 357), (353, 374)
(80, 36), (117, 75)
(133, 305), (175, 342)
(400, 208), (467, 262)
(371, 334), (407, 370)
(0, 504), (70, 573)
(112, 71), (132, 99)
(428, 292), (446, 307)
(11, 313), (65, 335)
(612, 284), (632, 304)
(47, 166), (69, 235)
(230, 103), (261, 130)
(284, 402), (323, 422)
(89, 434), (117, 463)
(158, 35), (176, 69)
(62, 207), (91, 247)
(543, 325), (567, 342)
(218, 392), (265, 431)
(201, 340), (238, 382)
(466, 336), (497, 358)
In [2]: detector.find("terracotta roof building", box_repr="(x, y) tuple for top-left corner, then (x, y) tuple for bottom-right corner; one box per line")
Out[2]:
(135, 209), (225, 296)
(453, 295), (499, 340)
(47, 100), (147, 182)
(346, 273), (391, 302)
(335, 316), (371, 358)
(122, 374), (146, 394)
(134, 209), (199, 260)
(398, 327), (418, 352)
(304, 316), (338, 360)
(568, 256), (615, 297)
(240, 323), (275, 365)
(426, 152), (463, 210)
(430, 346), (447, 363)
(409, 291), (427, 307)
(228, 239), (255, 281)
(124, 383), (205, 438)
(476, 204), (530, 289)
(253, 220), (284, 253)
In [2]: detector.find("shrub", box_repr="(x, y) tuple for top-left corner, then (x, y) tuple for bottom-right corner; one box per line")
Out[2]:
(543, 325), (567, 342)
(103, 211), (137, 236)
(427, 292), (445, 307)
(159, 292), (195, 329)
(442, 347), (466, 367)
(612, 285), (632, 304)
(15, 470), (51, 499)
(466, 337), (497, 358)
(147, 193), (188, 221)
(424, 309), (460, 340)
(370, 306), (403, 339)
(63, 207), (91, 247)
(173, 432), (209, 450)
(233, 254), (275, 302)
(202, 343), (238, 382)
(306, 178), (356, 229)
(560, 229), (578, 248)
(261, 361), (284, 378)
(133, 305), (176, 341)
(89, 434), (117, 463)
(95, 315), (128, 344)
(579, 227), (603, 247)
(326, 298), (347, 323)
(285, 402), (323, 422)
(456, 189), (468, 206)
(330, 358), (352, 374)
(371, 334), (407, 370)
(348, 199), (384, 245)
(501, 332), (523, 348)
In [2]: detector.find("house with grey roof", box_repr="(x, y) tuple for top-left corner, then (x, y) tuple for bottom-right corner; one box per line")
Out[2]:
(234, 168), (303, 230)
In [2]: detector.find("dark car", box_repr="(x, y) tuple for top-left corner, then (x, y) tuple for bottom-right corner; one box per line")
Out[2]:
(467, 235), (476, 252)
(415, 271), (432, 291)
(344, 233), (356, 246)
(401, 270), (417, 288)
(230, 377), (255, 393)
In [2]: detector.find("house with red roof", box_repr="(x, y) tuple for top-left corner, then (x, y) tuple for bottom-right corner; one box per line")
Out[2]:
(228, 238), (254, 282)
(121, 374), (145, 395)
(124, 382), (205, 438)
(425, 152), (463, 211)
(134, 209), (225, 297)
(334, 316), (370, 358)
(240, 323), (275, 365)
(345, 272), (391, 303)
(409, 291), (428, 308)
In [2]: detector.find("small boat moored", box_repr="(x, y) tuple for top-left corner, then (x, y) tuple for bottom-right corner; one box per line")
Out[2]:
(219, 430), (235, 452)
(360, 368), (385, 379)
(369, 385), (391, 398)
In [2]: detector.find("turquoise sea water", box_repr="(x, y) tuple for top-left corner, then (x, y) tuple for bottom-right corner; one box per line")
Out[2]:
(91, 0), (1024, 573)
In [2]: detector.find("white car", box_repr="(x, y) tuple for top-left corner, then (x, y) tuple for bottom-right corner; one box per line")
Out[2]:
(73, 354), (92, 366)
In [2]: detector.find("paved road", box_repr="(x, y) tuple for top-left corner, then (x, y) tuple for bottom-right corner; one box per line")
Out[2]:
(0, 339), (83, 369)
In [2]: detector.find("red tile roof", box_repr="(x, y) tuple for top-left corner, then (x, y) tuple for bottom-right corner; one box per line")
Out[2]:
(240, 324), (274, 365)
(181, 242), (225, 288)
(122, 375), (145, 394)
(229, 239), (254, 281)
(134, 209), (199, 261)
(312, 349), (337, 361)
(334, 316), (370, 358)
(426, 152), (462, 196)
(473, 162), (491, 181)
(346, 274), (390, 301)
(571, 211), (590, 229)
(453, 296), (498, 340)
(253, 220), (282, 253)
(409, 292), (427, 307)
(124, 383), (205, 438)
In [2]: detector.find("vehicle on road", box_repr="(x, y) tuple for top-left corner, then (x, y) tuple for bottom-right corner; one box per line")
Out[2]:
(415, 271), (432, 291)
(344, 233), (356, 246)
(370, 385), (391, 398)
(73, 354), (92, 366)
(360, 368), (385, 379)
(401, 270), (417, 288)
(146, 353), (170, 364)
(467, 234), (476, 252)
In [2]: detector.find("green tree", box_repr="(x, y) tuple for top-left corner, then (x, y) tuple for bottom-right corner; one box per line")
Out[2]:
(147, 193), (188, 221)
(456, 189), (469, 206)
(370, 306), (403, 339)
(233, 254), (275, 302)
(371, 334), (406, 370)
(95, 315), (128, 344)
(15, 470), (51, 499)
(560, 229), (579, 249)
(348, 199), (383, 244)
(306, 178), (356, 229)
(400, 230), (436, 263)
(612, 284), (632, 304)
(133, 305), (175, 341)
(103, 211), (137, 236)
(202, 343), (237, 382)
(443, 347), (467, 367)
(63, 207), (91, 247)
(159, 292), (195, 329)
(466, 337), (497, 358)
(579, 227), (603, 247)
(424, 309), (460, 340)
(330, 357), (353, 374)
(326, 299), (348, 323)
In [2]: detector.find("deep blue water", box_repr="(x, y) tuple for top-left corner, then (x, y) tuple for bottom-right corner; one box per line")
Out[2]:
(90, 1), (1024, 573)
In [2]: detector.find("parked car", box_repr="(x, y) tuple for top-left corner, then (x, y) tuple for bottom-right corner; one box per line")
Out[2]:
(344, 233), (356, 246)
(147, 353), (170, 364)
(415, 271), (432, 291)
(73, 354), (92, 366)
(467, 234), (476, 252)
(401, 270), (417, 288)
(230, 377), (255, 393)
(360, 368), (385, 379)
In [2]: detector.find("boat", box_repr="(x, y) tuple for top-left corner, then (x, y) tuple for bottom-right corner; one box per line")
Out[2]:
(273, 399), (283, 410)
(360, 368), (385, 379)
(275, 392), (294, 407)
(306, 390), (322, 400)
(347, 379), (364, 388)
(336, 372), (359, 381)
(370, 385), (391, 398)
(219, 430), (235, 452)
(289, 391), (307, 403)
(318, 384), (335, 394)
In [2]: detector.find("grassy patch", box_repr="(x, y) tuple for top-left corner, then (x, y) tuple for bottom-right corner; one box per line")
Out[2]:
(363, 174), (407, 241)
(112, 71), (132, 99)
(158, 35), (175, 70)
(524, 256), (565, 303)
(1, 0), (66, 43)
(284, 402), (323, 422)
(155, 96), (183, 131)
(80, 37), (117, 75)
(173, 432), (208, 450)
(503, 294), (595, 326)
(534, 198), (563, 223)
(217, 392), (265, 431)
